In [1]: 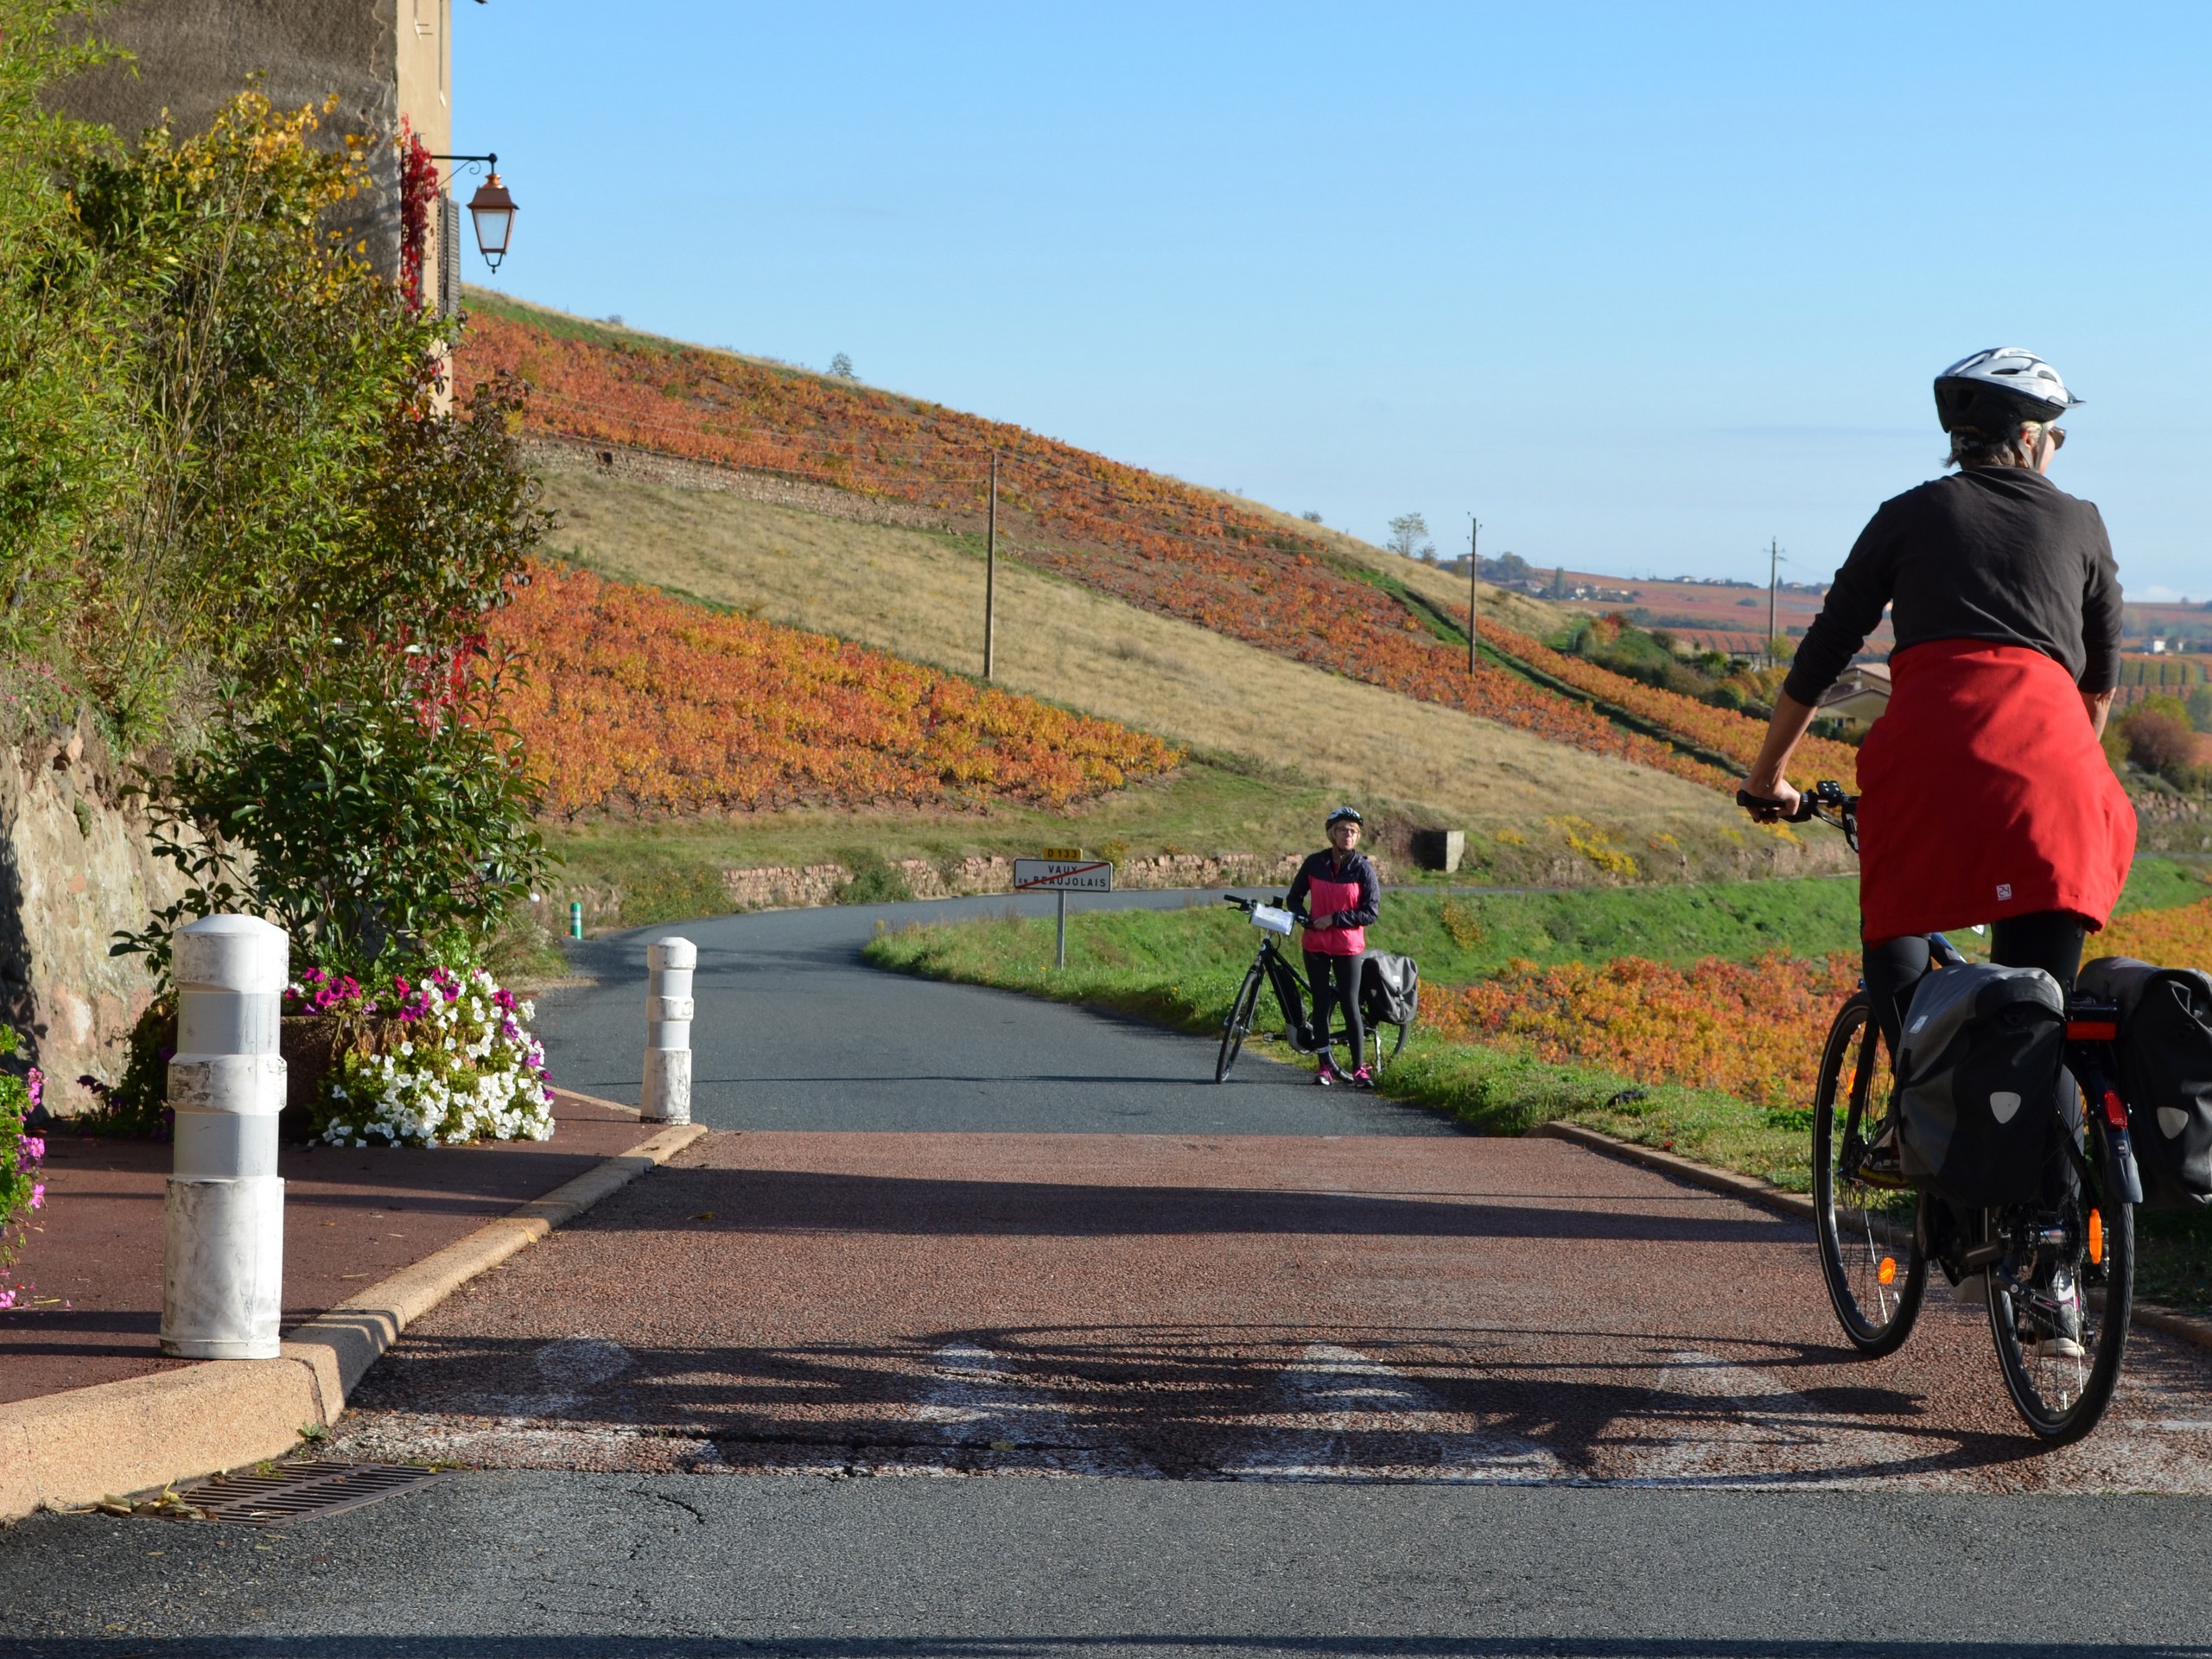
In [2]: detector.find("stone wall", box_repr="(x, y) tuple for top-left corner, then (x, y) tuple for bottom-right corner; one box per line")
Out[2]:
(715, 851), (1338, 914)
(0, 725), (187, 1109)
(520, 437), (960, 534)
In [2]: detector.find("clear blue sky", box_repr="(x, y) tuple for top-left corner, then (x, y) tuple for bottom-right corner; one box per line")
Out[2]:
(456, 3), (2210, 599)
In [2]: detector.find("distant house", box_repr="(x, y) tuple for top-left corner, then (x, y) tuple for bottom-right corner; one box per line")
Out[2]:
(53, 0), (462, 315)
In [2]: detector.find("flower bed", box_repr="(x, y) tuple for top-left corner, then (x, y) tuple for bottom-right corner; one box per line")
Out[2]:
(488, 563), (1183, 816)
(287, 964), (555, 1147)
(1, 1025), (48, 1310)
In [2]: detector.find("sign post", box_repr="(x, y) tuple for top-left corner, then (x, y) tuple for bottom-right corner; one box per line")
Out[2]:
(1013, 854), (1113, 969)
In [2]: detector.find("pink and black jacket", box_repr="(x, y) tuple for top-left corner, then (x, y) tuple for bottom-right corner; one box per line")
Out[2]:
(1287, 849), (1380, 957)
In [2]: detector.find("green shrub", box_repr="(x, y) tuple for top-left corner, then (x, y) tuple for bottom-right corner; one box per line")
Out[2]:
(116, 652), (544, 984)
(836, 851), (916, 906)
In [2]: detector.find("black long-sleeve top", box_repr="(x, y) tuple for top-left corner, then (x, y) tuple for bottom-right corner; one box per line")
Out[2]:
(1287, 849), (1380, 930)
(1783, 467), (2122, 707)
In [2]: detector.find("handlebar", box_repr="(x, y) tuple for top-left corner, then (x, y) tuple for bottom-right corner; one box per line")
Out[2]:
(1737, 779), (1859, 849)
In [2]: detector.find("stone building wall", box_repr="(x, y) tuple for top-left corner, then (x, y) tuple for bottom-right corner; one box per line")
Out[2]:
(0, 727), (187, 1109)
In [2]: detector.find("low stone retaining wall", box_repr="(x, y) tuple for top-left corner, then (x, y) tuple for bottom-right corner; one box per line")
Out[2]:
(719, 851), (1351, 912)
(522, 436), (958, 534)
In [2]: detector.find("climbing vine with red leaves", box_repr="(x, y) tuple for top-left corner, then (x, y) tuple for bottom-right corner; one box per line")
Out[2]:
(398, 122), (439, 313)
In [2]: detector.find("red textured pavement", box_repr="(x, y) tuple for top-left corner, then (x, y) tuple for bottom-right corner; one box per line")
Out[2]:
(0, 1091), (653, 1407)
(336, 1129), (2212, 1490)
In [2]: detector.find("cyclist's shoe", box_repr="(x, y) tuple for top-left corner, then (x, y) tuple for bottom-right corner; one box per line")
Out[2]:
(1313, 1061), (1338, 1087)
(1349, 1066), (1376, 1090)
(2034, 1335), (2088, 1362)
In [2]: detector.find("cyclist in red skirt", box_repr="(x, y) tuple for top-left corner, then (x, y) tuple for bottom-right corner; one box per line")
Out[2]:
(1743, 348), (2136, 1265)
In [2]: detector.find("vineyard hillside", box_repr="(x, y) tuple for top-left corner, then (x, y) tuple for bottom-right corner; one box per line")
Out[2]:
(533, 457), (1820, 865)
(457, 291), (1858, 799)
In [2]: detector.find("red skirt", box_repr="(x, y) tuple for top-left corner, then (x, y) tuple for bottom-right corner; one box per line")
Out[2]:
(1856, 639), (2136, 943)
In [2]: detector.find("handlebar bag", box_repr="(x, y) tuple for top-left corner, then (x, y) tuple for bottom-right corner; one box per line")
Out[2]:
(1896, 963), (2069, 1208)
(1359, 952), (1420, 1027)
(2078, 957), (2212, 1210)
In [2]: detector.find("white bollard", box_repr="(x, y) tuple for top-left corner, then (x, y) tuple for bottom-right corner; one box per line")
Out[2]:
(161, 914), (289, 1360)
(641, 937), (695, 1124)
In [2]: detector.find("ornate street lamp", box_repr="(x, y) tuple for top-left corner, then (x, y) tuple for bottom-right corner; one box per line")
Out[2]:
(430, 152), (519, 270)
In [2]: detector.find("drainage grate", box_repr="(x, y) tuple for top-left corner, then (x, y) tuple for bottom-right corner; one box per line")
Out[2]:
(175, 1461), (446, 1527)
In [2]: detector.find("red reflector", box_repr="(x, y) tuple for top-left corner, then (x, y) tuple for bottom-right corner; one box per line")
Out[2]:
(2102, 1089), (2128, 1128)
(2068, 1020), (2118, 1041)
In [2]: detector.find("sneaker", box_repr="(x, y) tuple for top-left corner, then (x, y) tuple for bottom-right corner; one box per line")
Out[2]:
(1952, 1271), (1989, 1308)
(1313, 1063), (1337, 1087)
(2034, 1336), (2088, 1362)
(1349, 1066), (1376, 1091)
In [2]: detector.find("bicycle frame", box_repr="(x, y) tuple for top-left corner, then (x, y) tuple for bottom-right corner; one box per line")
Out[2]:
(1252, 930), (1318, 1050)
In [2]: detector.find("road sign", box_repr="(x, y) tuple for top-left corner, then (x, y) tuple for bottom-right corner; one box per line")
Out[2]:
(1013, 859), (1113, 893)
(1014, 858), (1113, 968)
(1040, 845), (1083, 860)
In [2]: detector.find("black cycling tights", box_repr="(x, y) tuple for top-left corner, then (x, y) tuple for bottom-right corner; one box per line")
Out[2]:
(1305, 950), (1364, 1071)
(1862, 910), (2088, 1058)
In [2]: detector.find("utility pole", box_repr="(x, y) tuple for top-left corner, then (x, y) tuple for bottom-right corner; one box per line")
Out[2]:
(984, 450), (998, 681)
(1767, 537), (1780, 666)
(1467, 517), (1481, 673)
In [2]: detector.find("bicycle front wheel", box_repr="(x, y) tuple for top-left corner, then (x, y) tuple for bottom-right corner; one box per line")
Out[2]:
(1813, 990), (1927, 1355)
(1216, 963), (1264, 1084)
(1986, 1085), (2133, 1444)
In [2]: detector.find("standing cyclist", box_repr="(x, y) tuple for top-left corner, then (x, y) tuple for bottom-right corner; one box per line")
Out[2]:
(1741, 347), (2136, 1288)
(1288, 806), (1381, 1088)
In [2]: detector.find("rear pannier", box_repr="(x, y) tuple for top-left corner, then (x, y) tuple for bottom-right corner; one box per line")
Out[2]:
(2077, 957), (2212, 1210)
(1360, 951), (1419, 1028)
(1896, 963), (2069, 1208)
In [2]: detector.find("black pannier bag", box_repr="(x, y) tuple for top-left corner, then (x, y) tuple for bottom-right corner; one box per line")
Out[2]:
(2077, 957), (2212, 1210)
(1360, 951), (1419, 1028)
(1895, 963), (2069, 1208)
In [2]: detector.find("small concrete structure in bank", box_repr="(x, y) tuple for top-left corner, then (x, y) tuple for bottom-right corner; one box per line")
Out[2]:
(1410, 829), (1466, 874)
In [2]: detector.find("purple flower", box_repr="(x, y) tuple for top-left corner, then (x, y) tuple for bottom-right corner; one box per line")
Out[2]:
(29, 1185), (43, 1210)
(27, 1067), (41, 1108)
(21, 1137), (42, 1161)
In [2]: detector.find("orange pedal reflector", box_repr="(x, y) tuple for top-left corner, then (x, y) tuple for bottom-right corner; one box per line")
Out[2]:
(2088, 1210), (2104, 1266)
(1877, 1256), (1897, 1286)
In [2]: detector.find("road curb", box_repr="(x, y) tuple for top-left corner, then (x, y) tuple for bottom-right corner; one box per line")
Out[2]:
(1531, 1119), (2212, 1356)
(0, 1121), (709, 1522)
(1530, 1121), (1816, 1222)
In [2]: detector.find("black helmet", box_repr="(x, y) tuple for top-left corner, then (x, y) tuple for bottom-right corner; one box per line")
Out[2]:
(1933, 346), (2082, 435)
(1325, 805), (1363, 828)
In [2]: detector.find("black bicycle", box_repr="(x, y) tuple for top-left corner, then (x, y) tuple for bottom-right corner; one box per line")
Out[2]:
(1214, 894), (1409, 1084)
(1774, 779), (2137, 1444)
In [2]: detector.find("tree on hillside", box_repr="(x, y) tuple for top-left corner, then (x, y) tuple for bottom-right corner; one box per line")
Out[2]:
(830, 352), (855, 379)
(1385, 512), (1433, 561)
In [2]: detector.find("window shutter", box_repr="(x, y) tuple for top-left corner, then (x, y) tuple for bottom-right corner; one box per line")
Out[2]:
(438, 194), (462, 320)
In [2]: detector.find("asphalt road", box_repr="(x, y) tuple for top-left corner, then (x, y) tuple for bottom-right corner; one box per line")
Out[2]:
(7, 895), (2212, 1656)
(531, 889), (1448, 1135)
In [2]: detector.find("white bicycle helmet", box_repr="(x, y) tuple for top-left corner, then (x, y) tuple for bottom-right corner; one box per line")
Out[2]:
(1934, 347), (2083, 434)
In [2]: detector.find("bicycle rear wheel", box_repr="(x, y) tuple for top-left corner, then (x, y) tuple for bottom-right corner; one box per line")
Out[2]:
(1986, 1084), (2133, 1443)
(1813, 990), (1927, 1355)
(1215, 963), (1265, 1083)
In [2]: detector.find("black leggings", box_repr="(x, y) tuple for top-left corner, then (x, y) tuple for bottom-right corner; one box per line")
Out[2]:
(1305, 950), (1364, 1068)
(1862, 910), (2088, 1059)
